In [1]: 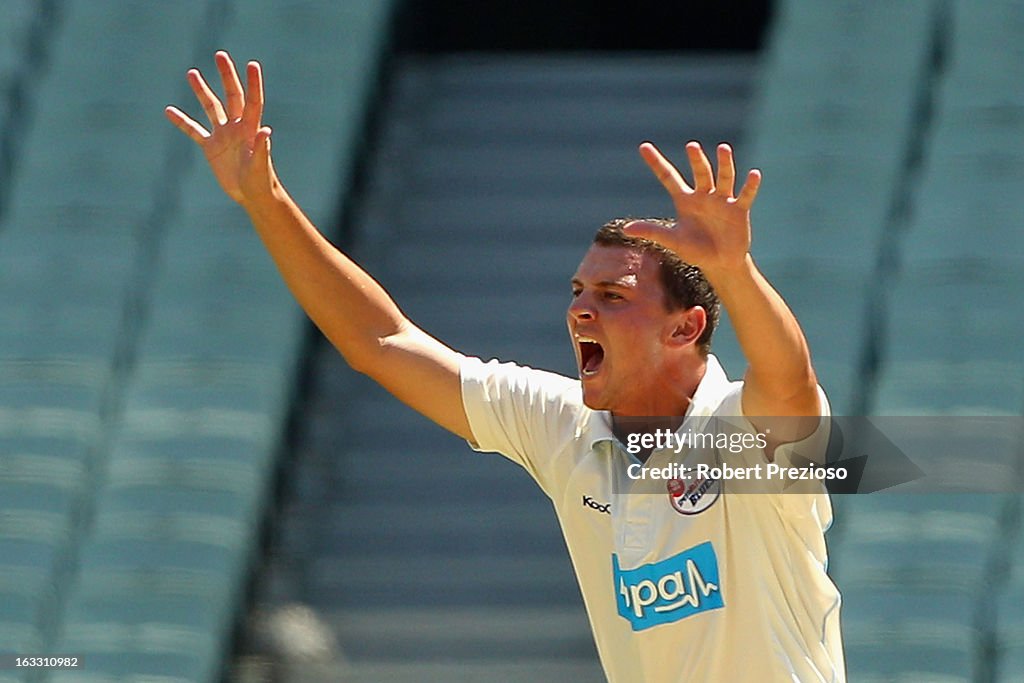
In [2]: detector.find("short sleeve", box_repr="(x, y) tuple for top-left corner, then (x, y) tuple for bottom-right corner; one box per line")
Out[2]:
(769, 386), (834, 527)
(710, 384), (834, 504)
(711, 384), (831, 465)
(460, 355), (583, 497)
(771, 385), (832, 470)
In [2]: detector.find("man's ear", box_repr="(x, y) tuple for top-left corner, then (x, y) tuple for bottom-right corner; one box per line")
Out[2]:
(665, 306), (707, 348)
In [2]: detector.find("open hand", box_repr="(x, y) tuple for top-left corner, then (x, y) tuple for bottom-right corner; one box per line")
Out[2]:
(164, 51), (275, 205)
(625, 141), (761, 276)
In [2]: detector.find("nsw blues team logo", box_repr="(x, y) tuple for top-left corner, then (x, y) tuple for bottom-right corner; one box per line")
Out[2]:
(667, 474), (720, 515)
(613, 542), (724, 631)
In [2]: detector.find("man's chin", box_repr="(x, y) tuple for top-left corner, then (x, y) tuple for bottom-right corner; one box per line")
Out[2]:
(580, 384), (610, 411)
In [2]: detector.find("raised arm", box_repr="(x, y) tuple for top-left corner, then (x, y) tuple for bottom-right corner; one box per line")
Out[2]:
(165, 52), (472, 440)
(624, 142), (820, 439)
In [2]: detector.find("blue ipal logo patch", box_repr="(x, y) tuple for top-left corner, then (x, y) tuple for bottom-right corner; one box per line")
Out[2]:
(613, 541), (724, 631)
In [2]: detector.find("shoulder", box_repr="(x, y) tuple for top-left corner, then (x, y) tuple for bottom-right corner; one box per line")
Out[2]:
(687, 354), (747, 418)
(458, 356), (596, 489)
(459, 355), (592, 446)
(702, 356), (831, 419)
(460, 355), (584, 407)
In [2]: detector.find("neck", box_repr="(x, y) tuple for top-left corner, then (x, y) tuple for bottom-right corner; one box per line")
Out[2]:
(611, 413), (684, 449)
(609, 356), (709, 459)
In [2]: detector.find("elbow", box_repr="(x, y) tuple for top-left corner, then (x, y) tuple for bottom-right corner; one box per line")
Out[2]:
(326, 329), (388, 376)
(344, 349), (374, 376)
(747, 366), (820, 416)
(343, 335), (390, 377)
(787, 386), (822, 418)
(779, 372), (821, 417)
(344, 326), (413, 377)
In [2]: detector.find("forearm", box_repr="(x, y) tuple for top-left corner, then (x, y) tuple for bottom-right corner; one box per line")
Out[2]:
(241, 185), (407, 372)
(168, 54), (472, 438)
(705, 255), (818, 412)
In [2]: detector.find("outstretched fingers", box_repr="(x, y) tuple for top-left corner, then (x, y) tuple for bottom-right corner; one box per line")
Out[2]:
(242, 60), (264, 139)
(164, 105), (209, 145)
(716, 143), (736, 197)
(254, 126), (273, 164)
(639, 141), (693, 198)
(716, 142), (760, 208)
(686, 141), (715, 192)
(215, 51), (245, 120)
(736, 169), (762, 210)
(640, 140), (760, 209)
(187, 68), (227, 127)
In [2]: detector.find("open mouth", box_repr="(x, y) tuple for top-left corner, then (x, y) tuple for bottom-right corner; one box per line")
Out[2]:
(577, 338), (605, 377)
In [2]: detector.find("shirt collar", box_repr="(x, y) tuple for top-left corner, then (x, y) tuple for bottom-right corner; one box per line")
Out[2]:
(576, 354), (732, 450)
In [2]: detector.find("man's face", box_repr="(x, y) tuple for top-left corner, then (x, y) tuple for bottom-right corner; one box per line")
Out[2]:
(567, 244), (682, 415)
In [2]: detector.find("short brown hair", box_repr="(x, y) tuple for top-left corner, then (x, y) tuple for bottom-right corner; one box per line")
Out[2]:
(593, 217), (719, 356)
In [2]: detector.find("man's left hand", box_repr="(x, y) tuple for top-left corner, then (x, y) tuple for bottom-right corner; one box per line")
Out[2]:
(624, 141), (761, 279)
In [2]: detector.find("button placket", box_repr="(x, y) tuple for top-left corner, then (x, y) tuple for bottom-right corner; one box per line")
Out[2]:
(611, 443), (656, 562)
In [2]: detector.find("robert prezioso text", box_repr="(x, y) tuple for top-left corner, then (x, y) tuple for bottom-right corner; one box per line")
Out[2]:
(627, 462), (848, 482)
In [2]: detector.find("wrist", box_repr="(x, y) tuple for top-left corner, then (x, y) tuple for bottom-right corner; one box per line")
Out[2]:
(701, 253), (756, 290)
(240, 180), (288, 219)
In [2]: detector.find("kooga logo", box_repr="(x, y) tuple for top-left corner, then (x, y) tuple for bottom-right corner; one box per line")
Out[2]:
(613, 541), (724, 631)
(582, 495), (611, 514)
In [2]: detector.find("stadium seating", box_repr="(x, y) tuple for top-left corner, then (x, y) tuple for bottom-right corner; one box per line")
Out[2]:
(0, 1), (396, 681)
(709, 0), (942, 420)
(1, 0), (1022, 680)
(746, 1), (1024, 682)
(997, 539), (1024, 681)
(862, 13), (1024, 681)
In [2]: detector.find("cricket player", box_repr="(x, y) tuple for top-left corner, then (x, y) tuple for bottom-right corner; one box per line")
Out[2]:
(166, 52), (844, 682)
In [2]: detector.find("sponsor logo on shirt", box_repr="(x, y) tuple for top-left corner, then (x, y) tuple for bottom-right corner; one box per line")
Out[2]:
(613, 541), (724, 631)
(667, 474), (720, 515)
(582, 495), (611, 514)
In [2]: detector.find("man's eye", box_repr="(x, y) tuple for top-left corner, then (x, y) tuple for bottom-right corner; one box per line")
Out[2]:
(571, 289), (582, 298)
(604, 292), (623, 301)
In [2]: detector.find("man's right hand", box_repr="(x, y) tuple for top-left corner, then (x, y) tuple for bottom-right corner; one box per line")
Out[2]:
(163, 51), (474, 443)
(165, 51), (276, 206)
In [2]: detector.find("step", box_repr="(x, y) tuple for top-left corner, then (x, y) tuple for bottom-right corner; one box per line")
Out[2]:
(325, 605), (596, 662)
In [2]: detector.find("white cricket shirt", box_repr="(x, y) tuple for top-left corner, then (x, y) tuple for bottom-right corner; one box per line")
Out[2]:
(460, 354), (845, 682)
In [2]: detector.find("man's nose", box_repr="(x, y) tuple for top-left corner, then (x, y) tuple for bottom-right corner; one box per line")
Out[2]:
(568, 293), (596, 322)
